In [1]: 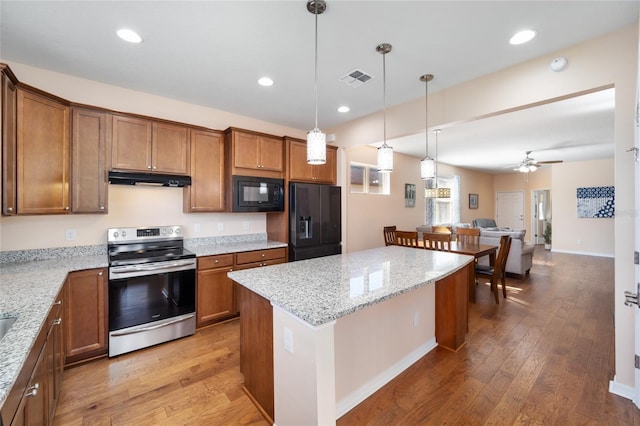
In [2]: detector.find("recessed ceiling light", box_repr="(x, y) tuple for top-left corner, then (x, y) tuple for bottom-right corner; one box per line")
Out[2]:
(117, 29), (142, 43)
(509, 29), (537, 45)
(337, 106), (350, 113)
(258, 77), (274, 87)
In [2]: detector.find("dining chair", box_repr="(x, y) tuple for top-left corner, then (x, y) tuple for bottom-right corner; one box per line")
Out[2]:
(383, 226), (397, 246)
(395, 230), (419, 247)
(422, 232), (451, 251)
(456, 227), (480, 245)
(475, 235), (511, 303)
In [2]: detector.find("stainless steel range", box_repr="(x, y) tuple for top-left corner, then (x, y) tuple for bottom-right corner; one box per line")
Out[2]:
(107, 225), (196, 357)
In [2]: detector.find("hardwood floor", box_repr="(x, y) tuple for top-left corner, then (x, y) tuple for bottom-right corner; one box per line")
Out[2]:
(54, 247), (638, 425)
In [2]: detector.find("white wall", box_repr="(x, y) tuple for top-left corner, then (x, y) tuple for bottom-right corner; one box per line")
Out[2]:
(552, 159), (615, 256)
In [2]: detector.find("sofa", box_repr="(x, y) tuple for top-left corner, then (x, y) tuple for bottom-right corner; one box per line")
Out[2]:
(477, 228), (535, 278)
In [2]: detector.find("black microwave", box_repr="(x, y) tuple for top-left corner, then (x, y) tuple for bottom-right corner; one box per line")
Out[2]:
(232, 175), (284, 212)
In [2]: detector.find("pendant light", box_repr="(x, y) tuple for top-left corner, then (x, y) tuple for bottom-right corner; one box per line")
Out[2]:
(306, 0), (327, 165)
(419, 74), (435, 179)
(376, 43), (393, 173)
(425, 129), (451, 198)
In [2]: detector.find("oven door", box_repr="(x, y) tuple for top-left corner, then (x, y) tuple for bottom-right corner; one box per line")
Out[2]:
(108, 259), (196, 332)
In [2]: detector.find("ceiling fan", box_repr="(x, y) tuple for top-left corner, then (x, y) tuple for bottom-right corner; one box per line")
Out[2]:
(515, 151), (563, 173)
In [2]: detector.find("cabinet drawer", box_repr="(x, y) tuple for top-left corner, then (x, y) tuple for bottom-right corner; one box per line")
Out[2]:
(198, 254), (234, 270)
(235, 258), (286, 270)
(236, 248), (286, 265)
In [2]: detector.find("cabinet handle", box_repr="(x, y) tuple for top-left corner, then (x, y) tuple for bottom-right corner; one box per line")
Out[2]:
(54, 318), (62, 325)
(152, 166), (157, 170)
(147, 165), (152, 169)
(214, 260), (219, 264)
(98, 271), (103, 276)
(53, 300), (62, 306)
(64, 206), (70, 211)
(100, 206), (105, 210)
(26, 383), (39, 397)
(7, 207), (13, 212)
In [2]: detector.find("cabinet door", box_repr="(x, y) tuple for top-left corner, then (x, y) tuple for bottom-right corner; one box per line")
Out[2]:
(197, 264), (235, 327)
(2, 72), (17, 215)
(111, 115), (152, 171)
(45, 298), (63, 424)
(64, 268), (108, 364)
(71, 108), (109, 213)
(233, 131), (261, 170)
(12, 345), (47, 426)
(312, 146), (337, 184)
(184, 129), (224, 212)
(17, 89), (70, 214)
(259, 136), (283, 172)
(152, 122), (189, 174)
(288, 141), (336, 184)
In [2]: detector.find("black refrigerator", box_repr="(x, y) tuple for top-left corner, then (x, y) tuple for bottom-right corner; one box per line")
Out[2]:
(289, 182), (342, 261)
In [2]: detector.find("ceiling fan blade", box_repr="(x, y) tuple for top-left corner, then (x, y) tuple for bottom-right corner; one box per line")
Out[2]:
(537, 160), (563, 164)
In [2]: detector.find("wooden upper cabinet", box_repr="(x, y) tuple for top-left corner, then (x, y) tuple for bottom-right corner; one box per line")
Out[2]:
(152, 122), (190, 175)
(1, 67), (17, 215)
(287, 138), (337, 184)
(225, 128), (283, 178)
(184, 129), (225, 212)
(111, 115), (189, 175)
(17, 88), (70, 214)
(71, 108), (110, 213)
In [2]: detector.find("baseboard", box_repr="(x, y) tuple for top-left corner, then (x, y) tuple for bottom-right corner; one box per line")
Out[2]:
(336, 337), (438, 419)
(609, 376), (635, 401)
(551, 248), (614, 258)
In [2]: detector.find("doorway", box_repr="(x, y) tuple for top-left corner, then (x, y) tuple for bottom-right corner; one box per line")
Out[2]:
(496, 191), (524, 230)
(531, 189), (551, 245)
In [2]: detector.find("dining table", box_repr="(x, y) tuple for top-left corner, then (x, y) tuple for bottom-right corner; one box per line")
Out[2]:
(448, 241), (498, 303)
(417, 239), (498, 303)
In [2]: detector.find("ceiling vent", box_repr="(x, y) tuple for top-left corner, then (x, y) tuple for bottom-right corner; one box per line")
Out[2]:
(339, 69), (373, 88)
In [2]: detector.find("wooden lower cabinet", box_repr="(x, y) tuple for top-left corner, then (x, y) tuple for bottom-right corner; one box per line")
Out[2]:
(196, 254), (236, 328)
(6, 292), (64, 426)
(64, 268), (108, 365)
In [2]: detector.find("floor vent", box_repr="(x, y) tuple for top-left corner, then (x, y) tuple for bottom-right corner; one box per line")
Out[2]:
(339, 69), (373, 88)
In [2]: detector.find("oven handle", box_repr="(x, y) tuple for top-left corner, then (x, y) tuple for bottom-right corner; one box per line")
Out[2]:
(110, 314), (195, 337)
(110, 259), (196, 276)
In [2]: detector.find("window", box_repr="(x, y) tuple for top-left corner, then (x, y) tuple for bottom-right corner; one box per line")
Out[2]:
(350, 162), (390, 194)
(425, 175), (460, 225)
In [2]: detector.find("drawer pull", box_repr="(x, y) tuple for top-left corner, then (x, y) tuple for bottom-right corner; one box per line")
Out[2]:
(26, 383), (39, 397)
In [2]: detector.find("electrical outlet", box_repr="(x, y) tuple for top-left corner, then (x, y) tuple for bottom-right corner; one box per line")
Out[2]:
(283, 327), (293, 354)
(577, 239), (583, 245)
(217, 223), (224, 232)
(243, 221), (250, 231)
(413, 312), (419, 328)
(194, 223), (201, 233)
(65, 229), (76, 241)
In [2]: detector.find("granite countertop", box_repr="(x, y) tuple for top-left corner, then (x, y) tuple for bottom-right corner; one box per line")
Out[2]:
(0, 237), (287, 414)
(0, 255), (108, 412)
(228, 245), (473, 327)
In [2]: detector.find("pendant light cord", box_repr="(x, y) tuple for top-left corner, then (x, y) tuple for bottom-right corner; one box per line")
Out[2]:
(382, 51), (387, 145)
(314, 2), (319, 130)
(425, 79), (428, 157)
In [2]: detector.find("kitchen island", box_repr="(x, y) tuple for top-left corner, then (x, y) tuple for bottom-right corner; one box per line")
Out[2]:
(228, 245), (473, 426)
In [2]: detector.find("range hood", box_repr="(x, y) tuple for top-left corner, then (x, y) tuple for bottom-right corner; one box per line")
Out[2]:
(108, 171), (192, 187)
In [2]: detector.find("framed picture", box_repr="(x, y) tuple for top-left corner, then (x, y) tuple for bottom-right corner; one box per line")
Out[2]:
(405, 183), (416, 207)
(469, 193), (479, 209)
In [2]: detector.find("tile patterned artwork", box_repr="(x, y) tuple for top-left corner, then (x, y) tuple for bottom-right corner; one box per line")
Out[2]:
(577, 186), (615, 218)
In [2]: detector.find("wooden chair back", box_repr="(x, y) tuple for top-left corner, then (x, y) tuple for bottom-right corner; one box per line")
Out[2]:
(476, 235), (511, 303)
(456, 227), (480, 245)
(383, 226), (397, 246)
(422, 232), (451, 251)
(395, 230), (419, 248)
